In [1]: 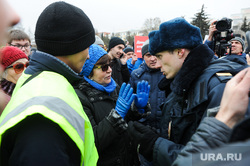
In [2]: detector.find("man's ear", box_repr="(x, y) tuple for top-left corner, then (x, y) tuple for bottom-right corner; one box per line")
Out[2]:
(177, 49), (185, 59)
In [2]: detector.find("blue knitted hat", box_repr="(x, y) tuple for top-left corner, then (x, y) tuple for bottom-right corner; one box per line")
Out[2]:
(81, 44), (107, 76)
(149, 17), (203, 55)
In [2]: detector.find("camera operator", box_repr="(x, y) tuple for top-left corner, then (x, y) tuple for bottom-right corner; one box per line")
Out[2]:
(205, 18), (247, 63)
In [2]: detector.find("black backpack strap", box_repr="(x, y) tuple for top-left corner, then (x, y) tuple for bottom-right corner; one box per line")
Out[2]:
(22, 71), (42, 87)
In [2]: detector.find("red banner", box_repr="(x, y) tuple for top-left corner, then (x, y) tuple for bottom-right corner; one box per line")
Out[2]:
(134, 36), (149, 58)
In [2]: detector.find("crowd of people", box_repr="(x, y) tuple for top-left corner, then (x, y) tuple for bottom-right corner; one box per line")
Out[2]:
(0, 1), (250, 166)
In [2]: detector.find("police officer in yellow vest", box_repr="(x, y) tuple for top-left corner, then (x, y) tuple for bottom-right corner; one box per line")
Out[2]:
(0, 2), (98, 165)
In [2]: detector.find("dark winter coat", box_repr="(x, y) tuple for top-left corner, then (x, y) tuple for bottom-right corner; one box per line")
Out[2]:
(129, 62), (166, 130)
(173, 115), (250, 166)
(111, 58), (130, 87)
(75, 80), (139, 166)
(152, 44), (248, 165)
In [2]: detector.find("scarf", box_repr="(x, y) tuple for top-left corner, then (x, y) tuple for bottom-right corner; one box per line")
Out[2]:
(84, 76), (116, 93)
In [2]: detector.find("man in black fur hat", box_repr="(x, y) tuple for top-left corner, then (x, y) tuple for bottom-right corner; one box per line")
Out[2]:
(127, 17), (249, 166)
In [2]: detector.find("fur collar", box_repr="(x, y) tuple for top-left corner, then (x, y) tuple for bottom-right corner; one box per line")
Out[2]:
(171, 44), (214, 95)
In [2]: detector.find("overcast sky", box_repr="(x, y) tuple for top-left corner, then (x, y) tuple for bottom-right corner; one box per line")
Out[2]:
(8, 0), (250, 34)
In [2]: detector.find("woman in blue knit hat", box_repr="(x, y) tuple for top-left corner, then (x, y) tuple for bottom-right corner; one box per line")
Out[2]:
(76, 44), (151, 166)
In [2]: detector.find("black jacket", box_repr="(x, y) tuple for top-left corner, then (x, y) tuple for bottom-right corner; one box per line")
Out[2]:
(75, 80), (139, 166)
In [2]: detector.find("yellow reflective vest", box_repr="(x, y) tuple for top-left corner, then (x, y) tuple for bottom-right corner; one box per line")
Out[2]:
(0, 71), (98, 166)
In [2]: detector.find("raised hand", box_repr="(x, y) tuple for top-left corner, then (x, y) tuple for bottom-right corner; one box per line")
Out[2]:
(115, 83), (135, 118)
(135, 80), (150, 112)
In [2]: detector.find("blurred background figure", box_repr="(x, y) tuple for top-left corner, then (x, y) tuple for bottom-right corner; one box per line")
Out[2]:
(94, 35), (107, 51)
(0, 46), (28, 108)
(0, 0), (20, 113)
(6, 29), (31, 57)
(123, 46), (143, 74)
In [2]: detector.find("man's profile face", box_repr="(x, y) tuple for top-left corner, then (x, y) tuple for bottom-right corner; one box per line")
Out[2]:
(155, 50), (184, 79)
(110, 44), (125, 59)
(229, 40), (243, 55)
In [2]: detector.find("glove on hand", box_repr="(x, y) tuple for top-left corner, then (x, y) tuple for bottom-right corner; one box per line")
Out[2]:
(135, 80), (150, 113)
(115, 83), (135, 118)
(128, 121), (159, 161)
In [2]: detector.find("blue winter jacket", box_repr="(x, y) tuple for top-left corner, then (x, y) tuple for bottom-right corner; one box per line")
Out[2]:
(152, 44), (248, 166)
(129, 62), (166, 130)
(127, 58), (144, 74)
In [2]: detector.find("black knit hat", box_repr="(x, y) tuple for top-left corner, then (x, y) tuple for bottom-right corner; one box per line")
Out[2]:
(123, 47), (134, 53)
(35, 1), (95, 56)
(108, 37), (125, 52)
(141, 39), (149, 58)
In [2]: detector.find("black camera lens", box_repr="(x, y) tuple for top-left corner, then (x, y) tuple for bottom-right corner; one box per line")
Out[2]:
(215, 18), (232, 32)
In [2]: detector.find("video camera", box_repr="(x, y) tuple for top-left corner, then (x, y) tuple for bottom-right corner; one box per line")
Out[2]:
(213, 17), (234, 57)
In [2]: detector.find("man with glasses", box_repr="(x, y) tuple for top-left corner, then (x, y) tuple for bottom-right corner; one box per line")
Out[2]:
(7, 29), (31, 57)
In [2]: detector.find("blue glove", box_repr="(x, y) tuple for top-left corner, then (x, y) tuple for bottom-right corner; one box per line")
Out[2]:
(135, 80), (150, 113)
(115, 83), (135, 118)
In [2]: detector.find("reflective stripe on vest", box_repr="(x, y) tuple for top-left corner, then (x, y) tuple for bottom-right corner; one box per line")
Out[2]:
(0, 71), (98, 166)
(0, 96), (85, 142)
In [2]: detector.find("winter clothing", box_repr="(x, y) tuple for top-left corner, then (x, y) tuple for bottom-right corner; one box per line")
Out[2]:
(129, 62), (165, 130)
(149, 17), (202, 55)
(0, 51), (98, 165)
(0, 79), (16, 96)
(173, 116), (250, 166)
(108, 37), (125, 52)
(80, 44), (107, 77)
(151, 44), (248, 165)
(94, 35), (104, 46)
(75, 80), (140, 166)
(141, 39), (149, 57)
(123, 47), (134, 54)
(230, 37), (245, 51)
(111, 58), (130, 87)
(0, 2), (98, 165)
(127, 58), (144, 74)
(204, 38), (247, 61)
(35, 1), (95, 56)
(0, 46), (28, 69)
(84, 76), (116, 93)
(128, 121), (160, 161)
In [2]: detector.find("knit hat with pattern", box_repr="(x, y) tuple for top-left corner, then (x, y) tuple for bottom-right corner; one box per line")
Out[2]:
(81, 44), (107, 77)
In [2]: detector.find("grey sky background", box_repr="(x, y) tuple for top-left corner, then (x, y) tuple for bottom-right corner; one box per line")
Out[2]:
(8, 0), (250, 34)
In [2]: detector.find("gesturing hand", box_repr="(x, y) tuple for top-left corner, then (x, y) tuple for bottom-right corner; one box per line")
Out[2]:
(115, 83), (135, 118)
(135, 81), (150, 111)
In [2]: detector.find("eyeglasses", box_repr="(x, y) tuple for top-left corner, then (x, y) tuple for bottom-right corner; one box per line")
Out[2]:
(10, 44), (31, 49)
(93, 62), (113, 72)
(6, 62), (29, 74)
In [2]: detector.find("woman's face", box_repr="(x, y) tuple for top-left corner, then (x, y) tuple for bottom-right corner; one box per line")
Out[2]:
(89, 62), (112, 86)
(5, 58), (29, 84)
